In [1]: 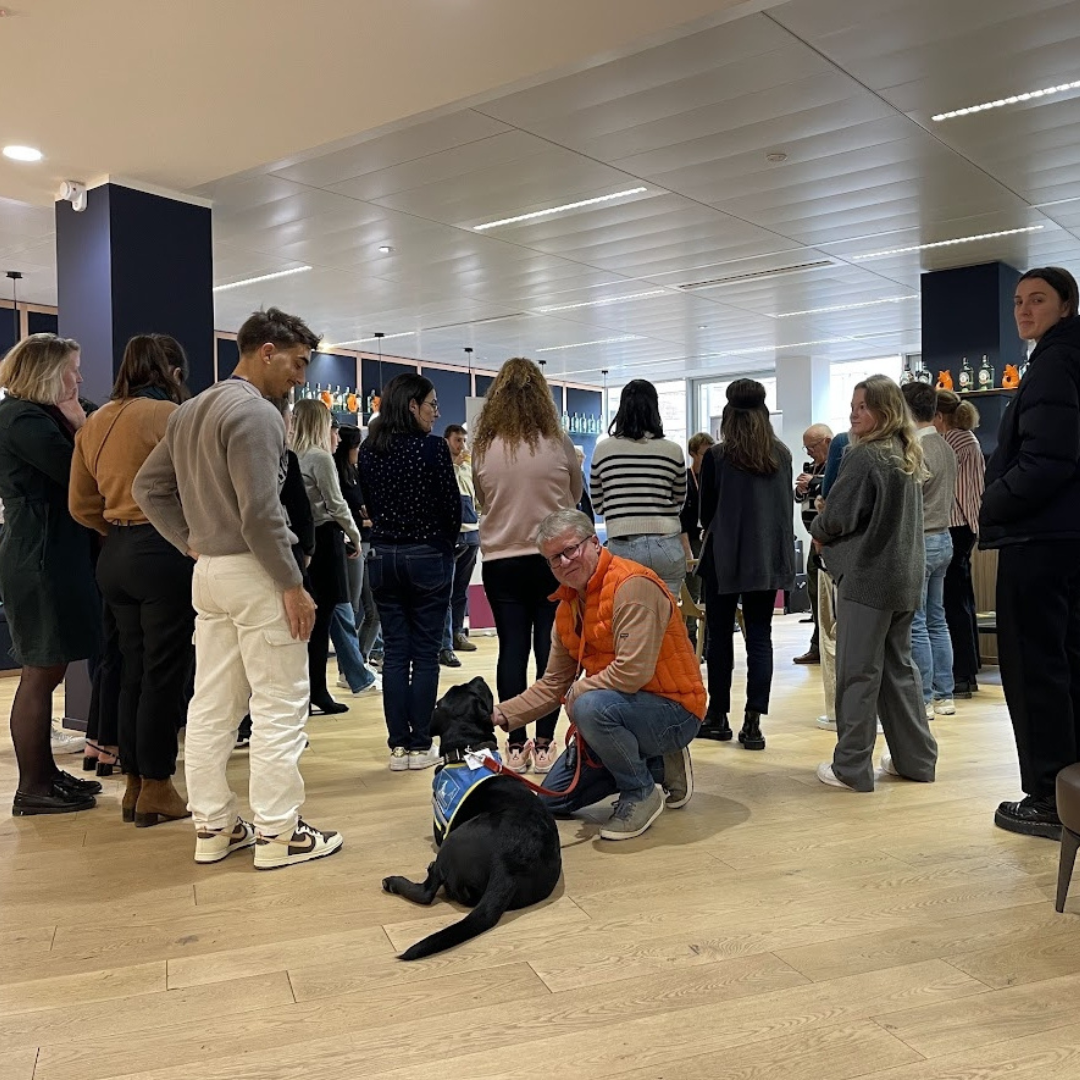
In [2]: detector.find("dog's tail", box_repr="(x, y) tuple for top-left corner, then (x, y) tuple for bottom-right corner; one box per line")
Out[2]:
(398, 867), (516, 961)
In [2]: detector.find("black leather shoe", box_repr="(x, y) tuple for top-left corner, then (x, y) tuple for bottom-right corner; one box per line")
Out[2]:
(738, 710), (766, 750)
(953, 679), (979, 699)
(13, 785), (96, 816)
(310, 699), (349, 716)
(439, 649), (462, 668)
(55, 771), (103, 796)
(995, 795), (1062, 839)
(697, 712), (732, 741)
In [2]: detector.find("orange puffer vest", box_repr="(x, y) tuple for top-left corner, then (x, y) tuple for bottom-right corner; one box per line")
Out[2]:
(553, 548), (706, 720)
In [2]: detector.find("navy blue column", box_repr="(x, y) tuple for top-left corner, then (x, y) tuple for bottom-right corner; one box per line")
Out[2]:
(55, 182), (214, 405)
(55, 181), (213, 728)
(921, 261), (1025, 389)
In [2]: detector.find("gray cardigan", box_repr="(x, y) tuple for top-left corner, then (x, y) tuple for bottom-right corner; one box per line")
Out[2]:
(810, 438), (925, 611)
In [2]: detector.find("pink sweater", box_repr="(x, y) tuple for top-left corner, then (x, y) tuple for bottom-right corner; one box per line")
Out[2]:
(472, 433), (583, 561)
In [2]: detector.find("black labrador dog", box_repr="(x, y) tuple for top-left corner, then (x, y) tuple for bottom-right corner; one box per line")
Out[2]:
(383, 676), (562, 961)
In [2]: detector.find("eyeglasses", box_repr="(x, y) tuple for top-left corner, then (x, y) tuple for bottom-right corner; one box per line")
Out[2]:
(803, 438), (827, 453)
(546, 537), (590, 569)
(422, 398), (440, 413)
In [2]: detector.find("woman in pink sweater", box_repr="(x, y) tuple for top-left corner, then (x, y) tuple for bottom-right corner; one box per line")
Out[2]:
(472, 358), (583, 773)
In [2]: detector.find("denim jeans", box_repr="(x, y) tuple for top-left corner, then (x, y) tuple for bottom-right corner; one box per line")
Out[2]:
(537, 689), (700, 812)
(369, 542), (453, 750)
(606, 532), (687, 597)
(442, 540), (480, 649)
(911, 531), (955, 703)
(329, 602), (376, 693)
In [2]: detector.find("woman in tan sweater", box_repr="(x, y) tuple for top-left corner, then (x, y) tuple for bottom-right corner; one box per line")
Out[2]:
(69, 335), (194, 827)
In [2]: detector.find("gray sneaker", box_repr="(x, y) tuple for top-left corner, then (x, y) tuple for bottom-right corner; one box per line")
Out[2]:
(599, 786), (665, 841)
(662, 746), (693, 809)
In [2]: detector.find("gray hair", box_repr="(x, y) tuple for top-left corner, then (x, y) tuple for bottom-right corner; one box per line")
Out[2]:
(535, 509), (595, 548)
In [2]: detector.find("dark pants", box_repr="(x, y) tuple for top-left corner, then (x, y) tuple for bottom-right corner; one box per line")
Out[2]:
(308, 522), (348, 707)
(482, 554), (560, 746)
(370, 542), (453, 751)
(86, 602), (122, 750)
(449, 540), (480, 638)
(358, 545), (380, 659)
(997, 540), (1080, 800)
(704, 588), (776, 715)
(95, 525), (195, 779)
(807, 549), (822, 649)
(944, 525), (980, 682)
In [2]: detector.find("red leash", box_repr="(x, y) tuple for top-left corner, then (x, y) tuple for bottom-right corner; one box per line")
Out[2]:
(481, 723), (588, 798)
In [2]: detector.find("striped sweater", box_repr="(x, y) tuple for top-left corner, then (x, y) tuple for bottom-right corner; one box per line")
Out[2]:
(590, 435), (686, 538)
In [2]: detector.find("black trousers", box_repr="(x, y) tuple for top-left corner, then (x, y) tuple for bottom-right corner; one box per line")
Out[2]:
(308, 522), (349, 707)
(95, 525), (195, 779)
(482, 554), (559, 745)
(807, 548), (822, 649)
(997, 540), (1080, 800)
(86, 601), (122, 750)
(704, 586), (776, 716)
(449, 541), (480, 637)
(943, 525), (980, 682)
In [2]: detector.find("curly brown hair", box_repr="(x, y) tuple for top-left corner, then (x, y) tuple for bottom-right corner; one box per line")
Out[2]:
(472, 357), (563, 461)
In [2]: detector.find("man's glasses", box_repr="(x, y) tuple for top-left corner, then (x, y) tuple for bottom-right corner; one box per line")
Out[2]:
(547, 537), (590, 569)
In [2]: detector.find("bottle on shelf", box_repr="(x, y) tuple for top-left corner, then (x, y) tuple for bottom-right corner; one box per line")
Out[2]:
(958, 357), (974, 392)
(900, 360), (915, 385)
(915, 361), (933, 385)
(366, 389), (377, 416)
(977, 354), (995, 390)
(561, 409), (570, 431)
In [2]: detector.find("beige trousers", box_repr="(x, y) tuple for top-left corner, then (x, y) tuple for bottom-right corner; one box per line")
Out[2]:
(818, 567), (838, 721)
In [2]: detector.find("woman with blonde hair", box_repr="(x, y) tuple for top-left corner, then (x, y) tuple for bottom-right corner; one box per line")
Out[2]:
(292, 398), (364, 716)
(811, 374), (938, 791)
(472, 357), (582, 774)
(934, 391), (984, 698)
(0, 334), (103, 815)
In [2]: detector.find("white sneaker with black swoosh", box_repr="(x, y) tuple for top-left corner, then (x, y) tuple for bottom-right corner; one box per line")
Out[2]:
(253, 819), (343, 870)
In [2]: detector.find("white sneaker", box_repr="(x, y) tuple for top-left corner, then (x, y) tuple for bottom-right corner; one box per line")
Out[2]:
(408, 744), (442, 770)
(50, 722), (86, 755)
(389, 747), (410, 771)
(254, 819), (343, 871)
(816, 762), (856, 790)
(935, 698), (956, 716)
(194, 817), (256, 864)
(879, 753), (900, 777)
(816, 715), (837, 731)
(925, 701), (935, 721)
(337, 674), (382, 695)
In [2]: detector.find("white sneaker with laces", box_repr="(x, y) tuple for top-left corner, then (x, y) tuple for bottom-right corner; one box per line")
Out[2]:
(408, 744), (442, 770)
(194, 817), (256, 864)
(389, 747), (410, 771)
(925, 701), (935, 721)
(816, 715), (837, 731)
(50, 721), (86, 755)
(935, 698), (956, 716)
(337, 674), (382, 695)
(879, 753), (900, 777)
(254, 819), (343, 870)
(816, 762), (856, 790)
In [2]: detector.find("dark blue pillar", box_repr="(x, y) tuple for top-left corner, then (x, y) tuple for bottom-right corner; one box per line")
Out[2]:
(921, 261), (1025, 389)
(55, 181), (214, 406)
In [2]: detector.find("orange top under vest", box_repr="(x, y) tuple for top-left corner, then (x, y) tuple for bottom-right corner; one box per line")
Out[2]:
(553, 548), (706, 720)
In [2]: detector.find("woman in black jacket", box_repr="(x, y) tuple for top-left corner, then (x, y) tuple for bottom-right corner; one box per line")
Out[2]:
(0, 334), (103, 815)
(982, 266), (1080, 839)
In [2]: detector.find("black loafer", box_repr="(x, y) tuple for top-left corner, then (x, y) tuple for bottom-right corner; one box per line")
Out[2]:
(13, 785), (96, 817)
(994, 796), (1062, 840)
(55, 771), (103, 796)
(697, 714), (732, 741)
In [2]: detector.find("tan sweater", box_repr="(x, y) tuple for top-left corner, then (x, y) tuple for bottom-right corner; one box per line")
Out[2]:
(69, 398), (177, 534)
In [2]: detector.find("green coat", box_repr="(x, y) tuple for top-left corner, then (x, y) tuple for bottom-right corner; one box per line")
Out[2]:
(0, 396), (101, 666)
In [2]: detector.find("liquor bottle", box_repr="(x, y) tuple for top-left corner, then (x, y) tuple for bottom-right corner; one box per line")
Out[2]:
(958, 357), (974, 391)
(561, 410), (570, 431)
(900, 361), (915, 386)
(915, 362), (933, 384)
(366, 389), (377, 416)
(977, 354), (994, 390)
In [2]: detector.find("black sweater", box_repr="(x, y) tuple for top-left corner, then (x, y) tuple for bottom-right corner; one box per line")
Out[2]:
(981, 316), (1080, 548)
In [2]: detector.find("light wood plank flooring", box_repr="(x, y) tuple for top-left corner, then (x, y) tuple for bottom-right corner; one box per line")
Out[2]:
(1, 615), (1076, 1080)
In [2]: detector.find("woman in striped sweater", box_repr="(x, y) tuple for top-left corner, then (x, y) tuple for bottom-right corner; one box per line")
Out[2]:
(591, 380), (687, 596)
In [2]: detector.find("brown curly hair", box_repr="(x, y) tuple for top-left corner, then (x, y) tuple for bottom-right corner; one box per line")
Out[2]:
(472, 357), (563, 461)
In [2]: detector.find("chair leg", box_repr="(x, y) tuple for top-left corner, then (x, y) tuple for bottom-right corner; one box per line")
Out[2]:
(1056, 827), (1080, 913)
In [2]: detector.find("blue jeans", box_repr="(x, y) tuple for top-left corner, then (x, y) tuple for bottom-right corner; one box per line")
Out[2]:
(537, 689), (700, 811)
(606, 533), (687, 597)
(329, 602), (376, 693)
(369, 542), (453, 750)
(912, 532), (955, 704)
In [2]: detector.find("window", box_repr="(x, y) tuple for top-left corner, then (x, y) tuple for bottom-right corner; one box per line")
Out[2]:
(695, 377), (777, 440)
(827, 357), (902, 436)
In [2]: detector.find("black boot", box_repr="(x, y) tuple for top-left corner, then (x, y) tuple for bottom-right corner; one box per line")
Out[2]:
(994, 795), (1061, 839)
(738, 710), (766, 750)
(697, 710), (732, 741)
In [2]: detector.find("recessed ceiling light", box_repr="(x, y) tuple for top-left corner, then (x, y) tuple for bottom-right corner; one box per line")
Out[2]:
(327, 331), (416, 347)
(212, 266), (312, 292)
(775, 296), (917, 318)
(766, 152), (788, 163)
(535, 335), (645, 353)
(2, 145), (43, 162)
(851, 226), (1044, 261)
(698, 324), (708, 329)
(535, 289), (667, 313)
(473, 187), (647, 232)
(933, 79), (1080, 121)
(377, 245), (394, 254)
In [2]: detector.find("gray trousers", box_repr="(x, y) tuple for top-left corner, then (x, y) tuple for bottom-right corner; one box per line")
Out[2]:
(833, 592), (938, 791)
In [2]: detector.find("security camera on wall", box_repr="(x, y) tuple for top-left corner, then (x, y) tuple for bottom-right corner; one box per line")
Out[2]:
(58, 180), (87, 212)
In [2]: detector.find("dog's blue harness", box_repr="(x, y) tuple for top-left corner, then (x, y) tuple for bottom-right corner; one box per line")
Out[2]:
(433, 749), (502, 847)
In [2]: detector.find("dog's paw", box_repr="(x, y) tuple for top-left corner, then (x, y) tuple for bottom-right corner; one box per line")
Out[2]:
(382, 876), (401, 894)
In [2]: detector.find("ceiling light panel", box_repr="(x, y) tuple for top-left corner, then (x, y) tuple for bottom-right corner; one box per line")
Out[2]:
(212, 266), (312, 291)
(535, 289), (669, 313)
(472, 187), (647, 231)
(851, 226), (1044, 260)
(775, 296), (917, 318)
(535, 335), (646, 353)
(932, 80), (1080, 122)
(2, 145), (43, 162)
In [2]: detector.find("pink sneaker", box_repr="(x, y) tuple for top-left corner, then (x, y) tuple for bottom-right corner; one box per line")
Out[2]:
(505, 741), (533, 774)
(532, 741), (558, 774)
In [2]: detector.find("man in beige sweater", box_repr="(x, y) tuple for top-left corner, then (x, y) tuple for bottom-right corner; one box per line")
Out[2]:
(134, 308), (342, 871)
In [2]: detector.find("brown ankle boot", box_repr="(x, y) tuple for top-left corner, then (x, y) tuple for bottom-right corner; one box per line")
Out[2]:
(122, 774), (143, 823)
(134, 778), (191, 828)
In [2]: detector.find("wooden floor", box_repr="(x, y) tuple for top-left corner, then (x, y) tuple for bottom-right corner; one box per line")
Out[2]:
(1, 615), (1077, 1080)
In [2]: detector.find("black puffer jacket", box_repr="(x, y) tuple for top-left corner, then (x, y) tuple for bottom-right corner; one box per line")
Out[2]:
(980, 315), (1080, 547)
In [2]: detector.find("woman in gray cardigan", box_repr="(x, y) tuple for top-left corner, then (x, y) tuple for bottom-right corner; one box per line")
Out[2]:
(698, 380), (795, 748)
(810, 375), (938, 792)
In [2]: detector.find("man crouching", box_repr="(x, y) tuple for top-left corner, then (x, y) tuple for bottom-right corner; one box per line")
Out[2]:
(493, 509), (704, 840)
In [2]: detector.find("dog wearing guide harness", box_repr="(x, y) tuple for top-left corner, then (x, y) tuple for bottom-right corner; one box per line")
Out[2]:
(383, 676), (562, 961)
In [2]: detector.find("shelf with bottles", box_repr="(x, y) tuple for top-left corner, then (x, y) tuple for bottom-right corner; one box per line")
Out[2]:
(295, 383), (367, 416)
(902, 355), (1027, 394)
(560, 411), (605, 435)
